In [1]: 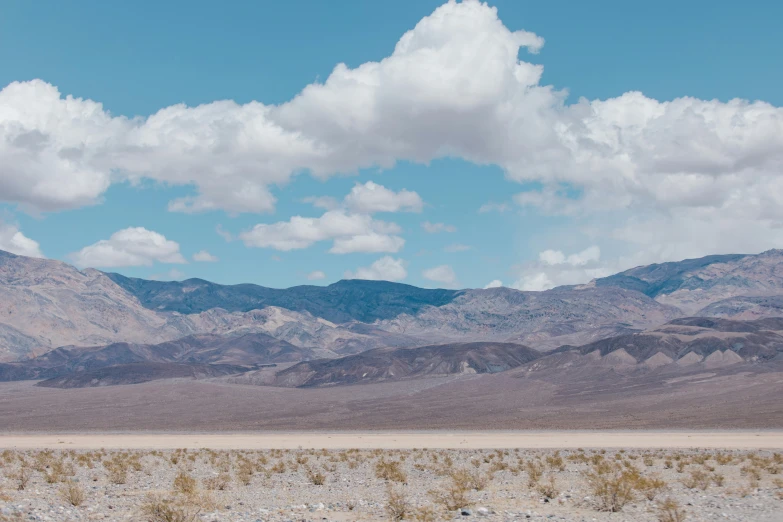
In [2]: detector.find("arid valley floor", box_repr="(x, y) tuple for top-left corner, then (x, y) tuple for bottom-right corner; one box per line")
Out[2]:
(1, 439), (782, 521)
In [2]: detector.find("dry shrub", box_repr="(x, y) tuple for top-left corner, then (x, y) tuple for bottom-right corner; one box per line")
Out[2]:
(583, 462), (639, 512)
(545, 452), (566, 471)
(535, 475), (559, 499)
(236, 461), (254, 485)
(450, 468), (490, 491)
(412, 504), (440, 521)
(103, 456), (128, 485)
(141, 494), (201, 522)
(172, 470), (197, 496)
(376, 459), (407, 483)
(682, 469), (711, 490)
(386, 486), (410, 521)
(638, 475), (668, 500)
(525, 460), (544, 487)
(203, 474), (230, 491)
(9, 464), (32, 491)
(430, 476), (472, 511)
(307, 467), (326, 485)
(741, 465), (762, 481)
(656, 497), (686, 522)
(715, 453), (734, 465)
(59, 480), (86, 506)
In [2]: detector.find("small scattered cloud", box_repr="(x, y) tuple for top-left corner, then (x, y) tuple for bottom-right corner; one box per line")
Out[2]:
(539, 246), (600, 266)
(0, 222), (44, 258)
(422, 264), (457, 286)
(421, 221), (456, 233)
(344, 181), (423, 214)
(192, 250), (218, 262)
(345, 256), (407, 281)
(302, 196), (340, 211)
(484, 279), (503, 289)
(307, 270), (326, 281)
(215, 225), (233, 242)
(478, 202), (510, 213)
(239, 210), (404, 254)
(512, 245), (610, 291)
(71, 227), (186, 268)
(149, 268), (186, 281)
(444, 243), (471, 253)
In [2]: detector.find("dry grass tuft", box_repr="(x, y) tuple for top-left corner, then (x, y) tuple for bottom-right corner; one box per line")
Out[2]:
(59, 480), (86, 506)
(141, 494), (201, 522)
(385, 486), (410, 521)
(172, 470), (197, 496)
(656, 497), (687, 522)
(376, 459), (407, 483)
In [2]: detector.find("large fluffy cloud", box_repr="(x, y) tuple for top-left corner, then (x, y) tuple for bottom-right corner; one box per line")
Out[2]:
(2, 0), (782, 270)
(0, 222), (44, 258)
(343, 181), (423, 213)
(512, 246), (612, 291)
(422, 264), (458, 286)
(238, 210), (404, 253)
(345, 256), (408, 281)
(71, 227), (187, 268)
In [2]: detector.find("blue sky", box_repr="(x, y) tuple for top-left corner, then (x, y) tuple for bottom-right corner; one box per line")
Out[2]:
(1, 0), (782, 289)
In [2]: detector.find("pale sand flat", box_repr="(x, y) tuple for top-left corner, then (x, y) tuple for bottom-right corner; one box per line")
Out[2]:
(0, 431), (781, 450)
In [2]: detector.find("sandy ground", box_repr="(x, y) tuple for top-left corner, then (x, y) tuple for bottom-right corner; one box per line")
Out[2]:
(1, 446), (782, 521)
(1, 431), (782, 450)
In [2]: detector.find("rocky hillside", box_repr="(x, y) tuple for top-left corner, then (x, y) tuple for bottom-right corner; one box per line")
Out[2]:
(3, 248), (783, 363)
(522, 317), (783, 373)
(596, 250), (783, 315)
(0, 332), (311, 383)
(0, 251), (425, 361)
(0, 251), (180, 360)
(107, 274), (461, 323)
(36, 362), (247, 388)
(273, 341), (541, 388)
(378, 286), (681, 349)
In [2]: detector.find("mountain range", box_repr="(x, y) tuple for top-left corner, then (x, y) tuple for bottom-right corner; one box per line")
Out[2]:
(1, 248), (783, 391)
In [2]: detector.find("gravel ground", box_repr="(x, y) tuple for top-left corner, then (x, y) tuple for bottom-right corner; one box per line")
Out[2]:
(0, 448), (781, 521)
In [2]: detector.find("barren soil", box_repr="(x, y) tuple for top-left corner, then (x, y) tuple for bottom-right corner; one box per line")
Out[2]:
(0, 447), (781, 521)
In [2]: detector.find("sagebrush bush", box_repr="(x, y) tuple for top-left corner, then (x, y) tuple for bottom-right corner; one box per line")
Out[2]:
(386, 486), (410, 521)
(376, 459), (407, 483)
(59, 480), (86, 506)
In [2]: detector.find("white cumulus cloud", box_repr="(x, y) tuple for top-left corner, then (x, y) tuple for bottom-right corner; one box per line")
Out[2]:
(307, 270), (326, 281)
(0, 222), (44, 258)
(422, 264), (457, 286)
(484, 279), (503, 289)
(513, 246), (611, 291)
(444, 243), (471, 252)
(422, 221), (456, 233)
(192, 250), (218, 262)
(71, 227), (187, 268)
(344, 181), (423, 213)
(0, 0), (781, 270)
(239, 210), (404, 253)
(345, 256), (407, 281)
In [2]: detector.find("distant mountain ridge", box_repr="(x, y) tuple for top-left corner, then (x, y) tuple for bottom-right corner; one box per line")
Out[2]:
(107, 273), (461, 323)
(2, 248), (783, 368)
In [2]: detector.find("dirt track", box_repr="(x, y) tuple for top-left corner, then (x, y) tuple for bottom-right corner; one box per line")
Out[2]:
(2, 431), (782, 450)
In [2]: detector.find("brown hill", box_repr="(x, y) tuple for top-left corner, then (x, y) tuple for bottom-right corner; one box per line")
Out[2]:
(36, 362), (248, 388)
(522, 317), (783, 373)
(273, 341), (541, 388)
(0, 332), (313, 384)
